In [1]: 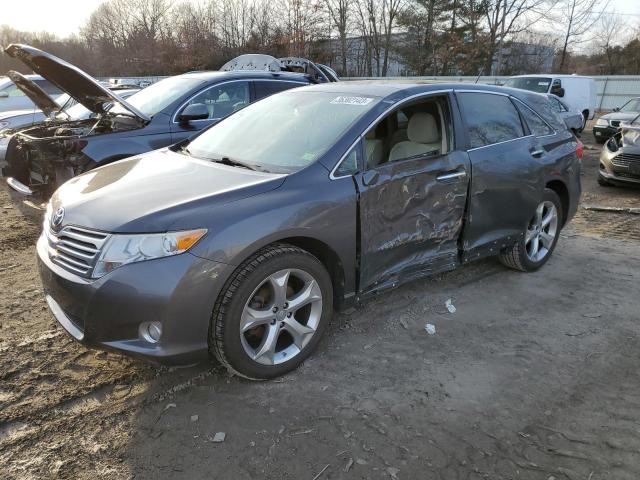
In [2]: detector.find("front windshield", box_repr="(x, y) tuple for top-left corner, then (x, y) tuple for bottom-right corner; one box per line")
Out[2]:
(186, 91), (379, 173)
(111, 76), (205, 117)
(620, 99), (640, 112)
(504, 77), (551, 94)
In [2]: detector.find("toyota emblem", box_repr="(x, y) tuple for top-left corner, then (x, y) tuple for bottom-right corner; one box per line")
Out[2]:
(51, 207), (65, 228)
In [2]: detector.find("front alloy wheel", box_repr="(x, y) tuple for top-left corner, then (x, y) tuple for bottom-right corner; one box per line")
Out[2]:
(209, 243), (333, 379)
(240, 269), (323, 366)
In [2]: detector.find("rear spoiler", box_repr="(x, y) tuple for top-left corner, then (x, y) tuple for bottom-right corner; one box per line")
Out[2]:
(220, 54), (339, 83)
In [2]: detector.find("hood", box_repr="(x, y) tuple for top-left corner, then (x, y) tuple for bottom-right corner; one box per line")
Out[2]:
(3, 44), (149, 122)
(50, 149), (285, 232)
(7, 71), (59, 115)
(621, 125), (640, 147)
(601, 112), (637, 123)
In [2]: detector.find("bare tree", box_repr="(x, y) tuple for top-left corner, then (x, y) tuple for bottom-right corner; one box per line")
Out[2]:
(593, 13), (626, 74)
(484, 0), (549, 76)
(324, 0), (351, 74)
(555, 0), (610, 72)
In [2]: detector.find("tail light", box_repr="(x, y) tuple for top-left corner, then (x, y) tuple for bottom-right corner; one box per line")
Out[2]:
(575, 139), (584, 160)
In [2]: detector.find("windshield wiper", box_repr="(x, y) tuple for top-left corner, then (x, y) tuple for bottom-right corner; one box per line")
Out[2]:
(211, 157), (260, 171)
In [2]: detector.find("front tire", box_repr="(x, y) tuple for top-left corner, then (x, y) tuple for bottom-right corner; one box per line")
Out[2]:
(499, 189), (563, 272)
(209, 243), (333, 380)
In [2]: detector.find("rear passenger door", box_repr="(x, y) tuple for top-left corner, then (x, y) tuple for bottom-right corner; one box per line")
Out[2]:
(252, 80), (306, 101)
(170, 80), (250, 143)
(457, 91), (544, 259)
(357, 92), (470, 293)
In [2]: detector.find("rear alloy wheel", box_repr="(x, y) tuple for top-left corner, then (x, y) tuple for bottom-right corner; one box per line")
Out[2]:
(209, 244), (332, 380)
(499, 189), (563, 272)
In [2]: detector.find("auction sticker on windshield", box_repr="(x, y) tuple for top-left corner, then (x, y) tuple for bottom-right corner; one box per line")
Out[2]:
(330, 96), (374, 106)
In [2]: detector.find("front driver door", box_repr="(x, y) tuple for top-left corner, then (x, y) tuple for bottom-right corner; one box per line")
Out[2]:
(170, 80), (250, 143)
(357, 93), (470, 293)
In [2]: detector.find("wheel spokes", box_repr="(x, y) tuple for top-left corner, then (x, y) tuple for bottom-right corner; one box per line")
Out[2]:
(241, 306), (273, 333)
(268, 270), (290, 308)
(541, 209), (556, 228)
(530, 235), (540, 257)
(283, 317), (315, 349)
(539, 231), (554, 249)
(287, 279), (322, 312)
(252, 324), (280, 365)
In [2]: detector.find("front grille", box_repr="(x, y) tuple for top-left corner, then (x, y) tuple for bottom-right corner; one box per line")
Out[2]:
(43, 216), (110, 278)
(611, 153), (640, 168)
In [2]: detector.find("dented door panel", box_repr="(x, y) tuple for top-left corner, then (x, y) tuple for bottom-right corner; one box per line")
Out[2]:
(461, 137), (543, 258)
(358, 150), (470, 293)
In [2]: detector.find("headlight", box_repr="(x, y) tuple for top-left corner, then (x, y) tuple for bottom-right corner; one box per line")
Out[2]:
(92, 229), (207, 278)
(595, 118), (609, 126)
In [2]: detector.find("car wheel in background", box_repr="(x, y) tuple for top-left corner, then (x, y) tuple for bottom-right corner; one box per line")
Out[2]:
(499, 188), (563, 272)
(209, 243), (333, 380)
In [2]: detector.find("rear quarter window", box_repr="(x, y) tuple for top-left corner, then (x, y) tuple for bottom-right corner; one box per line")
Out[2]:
(458, 92), (524, 149)
(513, 99), (554, 136)
(516, 92), (566, 132)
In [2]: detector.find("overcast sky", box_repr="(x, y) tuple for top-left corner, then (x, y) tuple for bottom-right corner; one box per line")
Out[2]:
(2, 0), (640, 38)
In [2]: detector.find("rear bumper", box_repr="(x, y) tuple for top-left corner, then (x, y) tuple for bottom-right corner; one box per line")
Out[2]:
(37, 233), (234, 364)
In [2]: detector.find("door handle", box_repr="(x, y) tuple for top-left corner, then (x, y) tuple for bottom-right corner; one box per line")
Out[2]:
(436, 170), (466, 182)
(530, 149), (545, 158)
(362, 170), (379, 186)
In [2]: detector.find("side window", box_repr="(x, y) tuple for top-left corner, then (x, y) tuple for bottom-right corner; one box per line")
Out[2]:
(180, 82), (249, 121)
(4, 84), (25, 97)
(254, 81), (302, 101)
(34, 80), (62, 96)
(364, 95), (451, 169)
(458, 92), (524, 149)
(514, 99), (554, 137)
(334, 143), (361, 177)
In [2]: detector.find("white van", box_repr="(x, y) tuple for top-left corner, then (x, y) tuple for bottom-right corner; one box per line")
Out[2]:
(503, 75), (596, 129)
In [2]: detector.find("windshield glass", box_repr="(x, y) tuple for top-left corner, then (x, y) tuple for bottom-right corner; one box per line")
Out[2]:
(186, 91), (379, 173)
(620, 99), (640, 112)
(504, 77), (551, 94)
(111, 76), (205, 117)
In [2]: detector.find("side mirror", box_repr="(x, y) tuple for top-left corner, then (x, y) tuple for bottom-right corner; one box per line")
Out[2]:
(0, 91), (8, 99)
(177, 103), (209, 124)
(613, 107), (620, 112)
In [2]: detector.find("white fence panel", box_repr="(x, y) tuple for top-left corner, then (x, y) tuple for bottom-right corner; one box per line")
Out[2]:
(344, 75), (640, 112)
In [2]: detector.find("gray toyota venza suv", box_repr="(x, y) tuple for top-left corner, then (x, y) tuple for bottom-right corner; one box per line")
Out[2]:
(38, 82), (581, 379)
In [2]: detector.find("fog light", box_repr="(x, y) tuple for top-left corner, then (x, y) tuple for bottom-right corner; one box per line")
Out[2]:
(139, 321), (162, 343)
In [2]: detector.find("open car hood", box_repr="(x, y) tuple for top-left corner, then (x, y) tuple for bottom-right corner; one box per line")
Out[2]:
(7, 71), (59, 116)
(3, 44), (149, 122)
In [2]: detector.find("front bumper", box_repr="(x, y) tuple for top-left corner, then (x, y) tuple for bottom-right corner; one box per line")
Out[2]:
(37, 234), (234, 364)
(592, 125), (618, 140)
(599, 145), (640, 187)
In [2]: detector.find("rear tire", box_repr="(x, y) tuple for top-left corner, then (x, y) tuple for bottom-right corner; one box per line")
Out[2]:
(499, 189), (563, 272)
(209, 243), (333, 380)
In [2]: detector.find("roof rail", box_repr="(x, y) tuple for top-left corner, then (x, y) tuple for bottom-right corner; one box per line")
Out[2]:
(220, 54), (339, 83)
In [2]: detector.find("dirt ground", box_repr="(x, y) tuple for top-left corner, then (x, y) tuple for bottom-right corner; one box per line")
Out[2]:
(1, 124), (639, 480)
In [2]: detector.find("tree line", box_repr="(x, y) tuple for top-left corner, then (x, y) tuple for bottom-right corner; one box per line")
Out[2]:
(0, 0), (638, 78)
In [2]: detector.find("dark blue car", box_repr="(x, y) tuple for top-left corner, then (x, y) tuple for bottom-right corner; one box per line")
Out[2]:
(2, 45), (337, 196)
